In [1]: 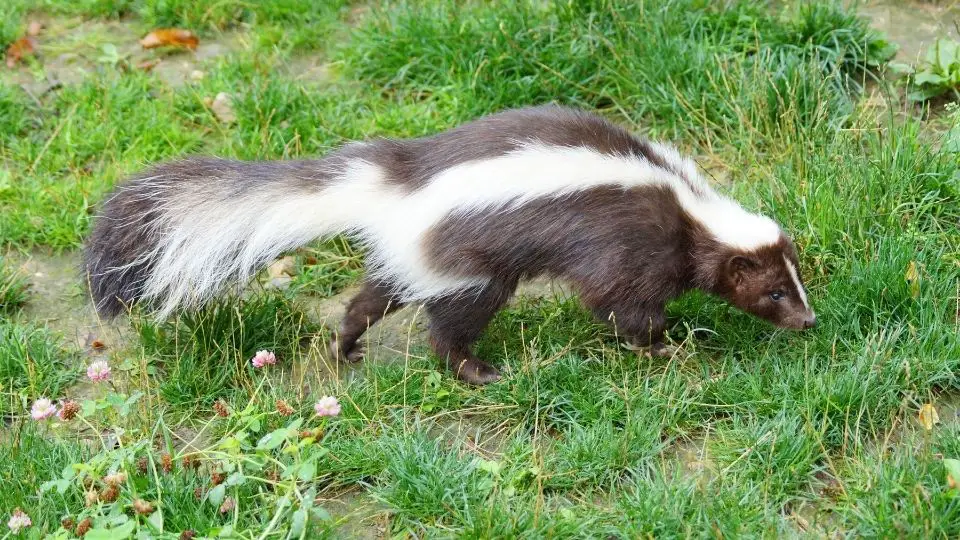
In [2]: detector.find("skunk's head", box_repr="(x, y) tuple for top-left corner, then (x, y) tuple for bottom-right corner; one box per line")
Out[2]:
(715, 235), (816, 330)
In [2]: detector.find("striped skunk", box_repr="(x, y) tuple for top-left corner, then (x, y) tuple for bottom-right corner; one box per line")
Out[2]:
(85, 105), (815, 385)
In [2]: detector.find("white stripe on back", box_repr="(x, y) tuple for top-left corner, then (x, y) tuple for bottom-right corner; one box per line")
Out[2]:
(350, 143), (782, 301)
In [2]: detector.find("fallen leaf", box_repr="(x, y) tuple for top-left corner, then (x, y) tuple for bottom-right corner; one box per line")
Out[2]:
(139, 29), (199, 50)
(27, 21), (44, 37)
(267, 256), (297, 279)
(905, 261), (920, 299)
(919, 403), (940, 430)
(5, 36), (36, 68)
(136, 59), (160, 72)
(944, 458), (960, 491)
(211, 92), (236, 124)
(265, 256), (296, 290)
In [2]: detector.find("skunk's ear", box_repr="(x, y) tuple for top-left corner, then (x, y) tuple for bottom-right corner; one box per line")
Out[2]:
(726, 255), (759, 286)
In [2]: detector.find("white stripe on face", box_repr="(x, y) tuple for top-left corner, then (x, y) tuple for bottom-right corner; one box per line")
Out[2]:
(782, 254), (809, 310)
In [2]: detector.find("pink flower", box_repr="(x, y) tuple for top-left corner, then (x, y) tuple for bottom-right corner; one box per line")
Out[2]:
(7, 508), (31, 533)
(251, 350), (277, 368)
(314, 396), (341, 417)
(30, 398), (57, 421)
(86, 360), (111, 382)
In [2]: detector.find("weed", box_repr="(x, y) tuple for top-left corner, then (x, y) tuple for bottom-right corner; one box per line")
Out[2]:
(895, 38), (960, 102)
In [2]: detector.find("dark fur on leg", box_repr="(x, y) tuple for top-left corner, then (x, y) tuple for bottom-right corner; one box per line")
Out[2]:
(619, 309), (667, 351)
(426, 279), (518, 385)
(328, 280), (404, 362)
(579, 284), (669, 356)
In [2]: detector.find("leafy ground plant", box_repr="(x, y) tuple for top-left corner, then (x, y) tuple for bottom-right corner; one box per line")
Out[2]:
(13, 356), (346, 538)
(895, 38), (960, 101)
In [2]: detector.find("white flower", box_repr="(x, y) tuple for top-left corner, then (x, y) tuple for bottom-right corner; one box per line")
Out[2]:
(314, 396), (341, 417)
(87, 360), (111, 382)
(30, 398), (57, 421)
(7, 508), (31, 533)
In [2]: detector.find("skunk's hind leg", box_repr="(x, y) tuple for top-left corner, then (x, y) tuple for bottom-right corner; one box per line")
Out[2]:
(329, 280), (404, 362)
(426, 278), (518, 385)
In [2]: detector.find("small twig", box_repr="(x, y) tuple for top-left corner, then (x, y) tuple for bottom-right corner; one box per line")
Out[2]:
(19, 84), (42, 108)
(721, 431), (772, 475)
(40, 80), (62, 96)
(29, 102), (77, 173)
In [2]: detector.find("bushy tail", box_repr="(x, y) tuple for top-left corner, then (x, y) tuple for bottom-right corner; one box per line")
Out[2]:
(84, 156), (351, 318)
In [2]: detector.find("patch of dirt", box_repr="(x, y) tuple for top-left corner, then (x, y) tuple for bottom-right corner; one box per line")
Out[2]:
(283, 55), (334, 85)
(7, 250), (130, 353)
(320, 488), (388, 539)
(2, 15), (249, 95)
(861, 0), (960, 63)
(660, 434), (715, 486)
(926, 393), (960, 428)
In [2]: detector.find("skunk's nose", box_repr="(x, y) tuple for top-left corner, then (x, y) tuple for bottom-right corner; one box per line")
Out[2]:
(803, 314), (817, 329)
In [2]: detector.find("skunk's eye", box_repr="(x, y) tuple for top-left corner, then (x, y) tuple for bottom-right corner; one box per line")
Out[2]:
(769, 291), (785, 301)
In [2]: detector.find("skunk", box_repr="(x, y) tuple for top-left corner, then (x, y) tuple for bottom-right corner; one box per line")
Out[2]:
(85, 105), (815, 384)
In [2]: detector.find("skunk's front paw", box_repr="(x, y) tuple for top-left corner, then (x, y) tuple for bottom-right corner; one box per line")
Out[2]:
(450, 356), (501, 385)
(622, 338), (675, 358)
(647, 342), (676, 358)
(327, 339), (365, 363)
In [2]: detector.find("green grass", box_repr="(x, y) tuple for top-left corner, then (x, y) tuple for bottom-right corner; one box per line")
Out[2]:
(135, 293), (320, 409)
(0, 257), (29, 312)
(0, 424), (90, 531)
(0, 320), (79, 416)
(1, 0), (959, 537)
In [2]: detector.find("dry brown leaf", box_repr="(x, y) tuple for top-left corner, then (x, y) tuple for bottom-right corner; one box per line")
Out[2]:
(266, 256), (296, 290)
(27, 21), (44, 37)
(139, 29), (199, 50)
(945, 459), (960, 491)
(211, 92), (236, 124)
(82, 333), (106, 352)
(267, 256), (297, 279)
(919, 403), (940, 430)
(136, 59), (161, 72)
(5, 36), (36, 68)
